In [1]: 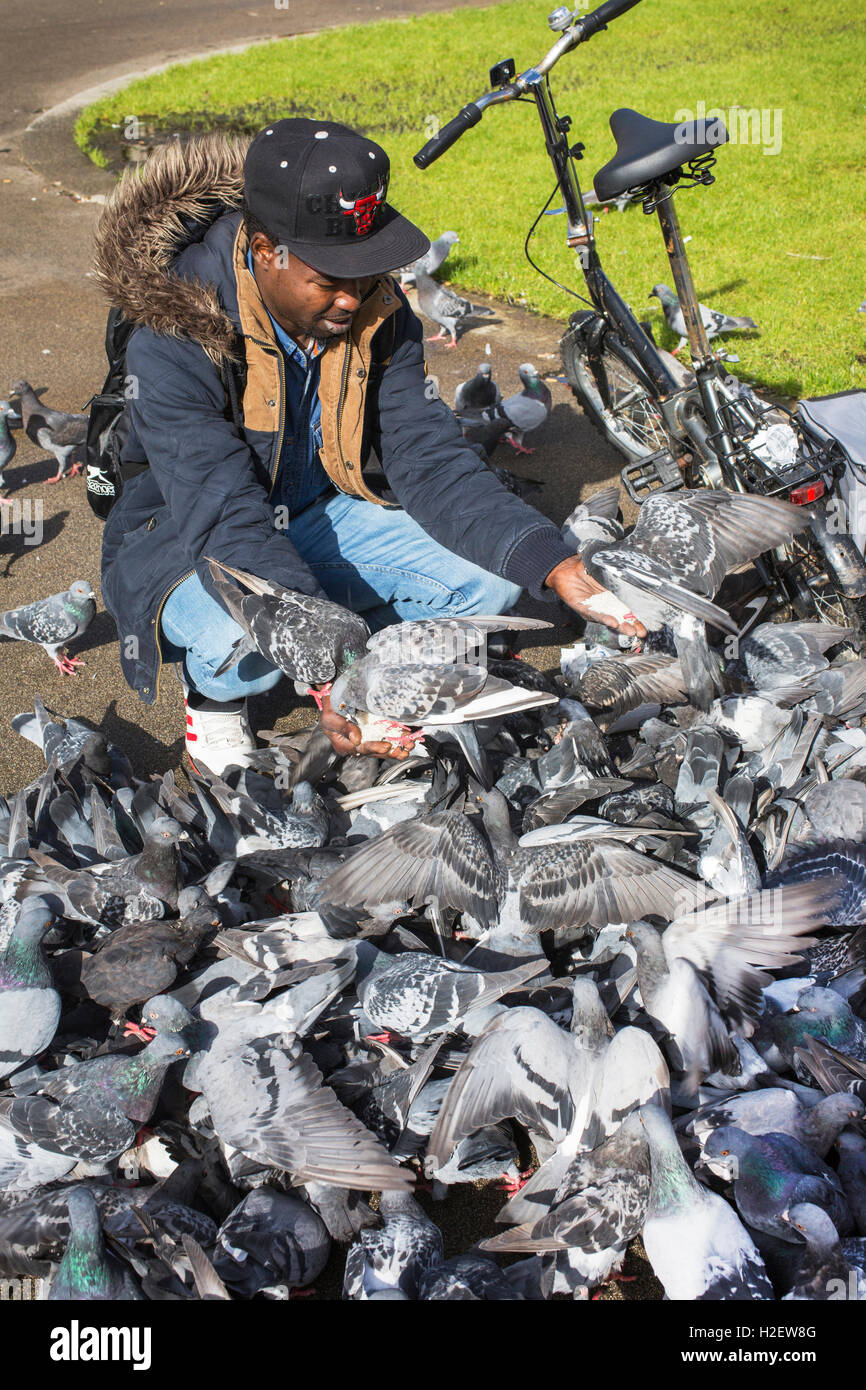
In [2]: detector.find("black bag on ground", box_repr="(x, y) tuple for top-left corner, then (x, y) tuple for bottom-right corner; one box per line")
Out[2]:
(84, 307), (246, 521)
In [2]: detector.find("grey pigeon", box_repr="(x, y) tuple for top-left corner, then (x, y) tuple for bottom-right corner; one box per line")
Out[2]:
(580, 489), (813, 709)
(419, 1251), (522, 1300)
(682, 1087), (864, 1159)
(640, 1104), (773, 1299)
(770, 985), (866, 1072)
(727, 620), (854, 695)
(212, 1188), (330, 1297)
(0, 1172), (214, 1278)
(0, 580), (95, 674)
(207, 559), (369, 683)
(428, 981), (668, 1216)
(781, 1202), (854, 1300)
(10, 380), (87, 483)
(415, 270), (495, 347)
(481, 1111), (651, 1296)
(80, 886), (220, 1017)
(319, 785), (704, 955)
(0, 1032), (191, 1179)
(0, 404), (16, 502)
(23, 815), (183, 927)
(476, 364), (552, 454)
(180, 966), (414, 1192)
(624, 880), (841, 1084)
(0, 897), (61, 1080)
(12, 697), (116, 772)
(48, 1187), (142, 1301)
(318, 783), (706, 956)
(649, 284), (759, 356)
(343, 1190), (444, 1299)
(836, 1132), (866, 1236)
(400, 230), (459, 287)
(560, 485), (624, 550)
(702, 1124), (852, 1241)
(454, 362), (501, 414)
(355, 945), (547, 1042)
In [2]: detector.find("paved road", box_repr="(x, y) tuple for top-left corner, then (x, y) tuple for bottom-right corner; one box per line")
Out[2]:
(0, 0), (624, 794)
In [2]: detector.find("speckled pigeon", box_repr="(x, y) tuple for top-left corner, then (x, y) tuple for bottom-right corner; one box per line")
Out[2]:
(207, 559), (369, 683)
(580, 489), (813, 708)
(343, 1190), (444, 1299)
(0, 580), (95, 674)
(355, 946), (547, 1042)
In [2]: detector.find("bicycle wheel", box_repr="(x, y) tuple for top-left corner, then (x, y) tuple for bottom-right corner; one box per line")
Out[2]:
(775, 531), (866, 648)
(564, 336), (673, 462)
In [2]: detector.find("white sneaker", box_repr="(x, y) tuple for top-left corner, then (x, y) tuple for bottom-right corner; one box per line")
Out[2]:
(184, 688), (257, 775)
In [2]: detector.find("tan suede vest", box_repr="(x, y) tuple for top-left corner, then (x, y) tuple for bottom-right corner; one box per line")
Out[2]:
(232, 223), (401, 507)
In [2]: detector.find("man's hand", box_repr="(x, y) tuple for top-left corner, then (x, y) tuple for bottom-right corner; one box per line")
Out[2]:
(318, 691), (410, 761)
(545, 555), (647, 639)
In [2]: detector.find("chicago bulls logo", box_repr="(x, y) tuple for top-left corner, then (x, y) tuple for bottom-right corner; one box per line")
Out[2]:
(339, 180), (385, 236)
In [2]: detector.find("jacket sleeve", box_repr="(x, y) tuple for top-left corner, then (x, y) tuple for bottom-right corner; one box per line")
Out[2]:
(375, 296), (574, 597)
(124, 327), (326, 598)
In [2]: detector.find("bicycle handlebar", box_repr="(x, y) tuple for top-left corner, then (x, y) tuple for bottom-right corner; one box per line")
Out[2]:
(579, 0), (644, 41)
(414, 103), (484, 170)
(413, 0), (643, 168)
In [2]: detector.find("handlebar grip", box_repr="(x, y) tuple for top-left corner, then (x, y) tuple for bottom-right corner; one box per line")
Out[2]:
(414, 103), (483, 169)
(579, 0), (643, 40)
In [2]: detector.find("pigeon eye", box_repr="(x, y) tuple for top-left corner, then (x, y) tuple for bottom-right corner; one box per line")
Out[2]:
(174, 1047), (185, 1055)
(721, 1149), (729, 1156)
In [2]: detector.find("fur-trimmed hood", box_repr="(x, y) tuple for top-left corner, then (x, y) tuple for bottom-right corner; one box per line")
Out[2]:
(92, 132), (251, 364)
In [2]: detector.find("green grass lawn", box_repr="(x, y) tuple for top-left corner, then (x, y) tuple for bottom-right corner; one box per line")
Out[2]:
(75, 0), (866, 396)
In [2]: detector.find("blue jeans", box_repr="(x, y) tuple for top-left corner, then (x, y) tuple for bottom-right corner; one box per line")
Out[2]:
(160, 491), (522, 700)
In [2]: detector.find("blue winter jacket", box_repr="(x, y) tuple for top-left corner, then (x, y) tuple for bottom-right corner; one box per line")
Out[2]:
(95, 137), (572, 703)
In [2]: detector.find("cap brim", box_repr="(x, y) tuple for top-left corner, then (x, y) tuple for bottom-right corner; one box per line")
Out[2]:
(281, 206), (430, 278)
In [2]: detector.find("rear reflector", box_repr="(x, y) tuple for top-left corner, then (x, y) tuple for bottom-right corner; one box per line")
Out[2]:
(789, 480), (825, 505)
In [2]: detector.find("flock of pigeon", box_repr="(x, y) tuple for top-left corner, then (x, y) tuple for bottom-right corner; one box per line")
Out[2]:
(3, 467), (866, 1301)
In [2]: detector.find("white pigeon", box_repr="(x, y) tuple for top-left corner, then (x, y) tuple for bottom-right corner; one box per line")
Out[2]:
(639, 1104), (774, 1299)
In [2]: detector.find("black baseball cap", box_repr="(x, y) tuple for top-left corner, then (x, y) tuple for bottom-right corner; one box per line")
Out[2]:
(243, 117), (430, 278)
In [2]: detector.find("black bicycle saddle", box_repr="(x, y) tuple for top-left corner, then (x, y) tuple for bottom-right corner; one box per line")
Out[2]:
(593, 108), (728, 202)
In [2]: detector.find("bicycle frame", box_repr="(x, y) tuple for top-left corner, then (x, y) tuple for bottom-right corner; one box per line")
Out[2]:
(413, 0), (866, 613)
(526, 70), (681, 402)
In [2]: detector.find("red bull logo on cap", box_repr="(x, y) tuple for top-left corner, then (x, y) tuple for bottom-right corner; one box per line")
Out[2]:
(338, 180), (386, 236)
